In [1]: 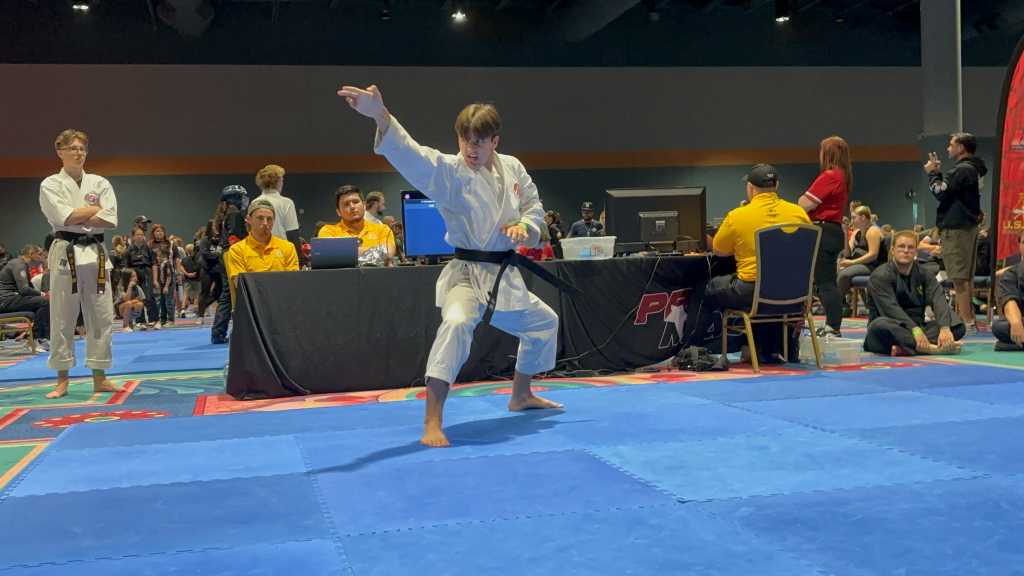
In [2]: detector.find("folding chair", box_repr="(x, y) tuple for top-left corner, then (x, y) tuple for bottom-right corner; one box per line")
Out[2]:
(0, 311), (36, 354)
(723, 223), (823, 373)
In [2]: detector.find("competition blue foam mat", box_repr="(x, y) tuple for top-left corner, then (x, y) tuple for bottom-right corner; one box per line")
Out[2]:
(0, 329), (227, 381)
(0, 371), (1018, 573)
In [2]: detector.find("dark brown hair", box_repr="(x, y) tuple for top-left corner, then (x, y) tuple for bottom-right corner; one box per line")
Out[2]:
(455, 103), (500, 141)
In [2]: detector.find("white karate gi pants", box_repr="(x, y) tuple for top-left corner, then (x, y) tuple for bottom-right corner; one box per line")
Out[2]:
(425, 281), (558, 384)
(47, 245), (114, 371)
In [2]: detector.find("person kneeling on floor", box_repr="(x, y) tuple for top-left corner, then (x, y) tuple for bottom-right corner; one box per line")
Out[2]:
(864, 230), (965, 356)
(992, 230), (1024, 351)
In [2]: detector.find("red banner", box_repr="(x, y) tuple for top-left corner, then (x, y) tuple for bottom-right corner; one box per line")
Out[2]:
(996, 35), (1024, 261)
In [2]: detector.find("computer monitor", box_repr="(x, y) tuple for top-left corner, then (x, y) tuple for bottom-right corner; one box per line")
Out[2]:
(401, 190), (454, 257)
(605, 187), (707, 251)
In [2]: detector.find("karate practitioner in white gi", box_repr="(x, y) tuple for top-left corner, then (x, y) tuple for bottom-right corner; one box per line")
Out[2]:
(339, 85), (565, 447)
(39, 129), (124, 399)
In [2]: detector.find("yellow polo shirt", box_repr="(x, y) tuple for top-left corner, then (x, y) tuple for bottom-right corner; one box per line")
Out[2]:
(317, 219), (395, 248)
(714, 192), (811, 282)
(225, 234), (299, 280)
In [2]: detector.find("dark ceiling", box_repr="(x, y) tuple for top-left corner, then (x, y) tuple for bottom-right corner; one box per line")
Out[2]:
(2, 0), (1021, 66)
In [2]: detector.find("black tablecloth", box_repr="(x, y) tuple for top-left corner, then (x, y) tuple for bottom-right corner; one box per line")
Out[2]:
(226, 256), (734, 399)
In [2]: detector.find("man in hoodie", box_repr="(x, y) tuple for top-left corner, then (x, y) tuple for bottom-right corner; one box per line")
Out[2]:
(925, 133), (988, 333)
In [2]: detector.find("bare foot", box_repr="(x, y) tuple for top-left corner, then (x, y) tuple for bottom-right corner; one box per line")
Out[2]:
(926, 342), (963, 355)
(420, 421), (450, 448)
(94, 379), (126, 393)
(508, 394), (563, 411)
(890, 345), (914, 357)
(45, 380), (70, 399)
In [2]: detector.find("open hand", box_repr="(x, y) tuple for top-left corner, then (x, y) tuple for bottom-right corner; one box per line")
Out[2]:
(338, 85), (385, 118)
(924, 152), (942, 174)
(838, 259), (853, 270)
(501, 225), (529, 245)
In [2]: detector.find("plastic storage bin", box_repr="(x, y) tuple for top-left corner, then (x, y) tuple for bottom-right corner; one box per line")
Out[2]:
(800, 334), (861, 366)
(560, 236), (616, 260)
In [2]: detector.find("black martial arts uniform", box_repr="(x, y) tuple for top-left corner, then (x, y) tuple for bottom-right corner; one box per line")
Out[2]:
(864, 260), (965, 354)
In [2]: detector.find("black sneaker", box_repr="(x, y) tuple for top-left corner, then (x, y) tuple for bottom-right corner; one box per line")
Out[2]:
(817, 326), (842, 338)
(994, 341), (1024, 352)
(211, 336), (229, 345)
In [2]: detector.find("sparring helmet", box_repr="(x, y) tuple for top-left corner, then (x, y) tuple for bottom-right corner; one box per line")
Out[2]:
(221, 185), (249, 210)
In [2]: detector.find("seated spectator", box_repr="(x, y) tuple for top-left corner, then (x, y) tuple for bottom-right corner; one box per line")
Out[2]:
(838, 205), (885, 309)
(679, 164), (810, 356)
(881, 224), (893, 234)
(864, 231), (965, 356)
(976, 212), (992, 278)
(317, 185), (396, 267)
(116, 270), (146, 333)
(518, 232), (556, 261)
(382, 215), (396, 228)
(567, 202), (604, 238)
(0, 244), (50, 351)
(992, 230), (1024, 351)
(225, 199), (300, 285)
(913, 224), (925, 233)
(392, 222), (407, 262)
(917, 227), (943, 277)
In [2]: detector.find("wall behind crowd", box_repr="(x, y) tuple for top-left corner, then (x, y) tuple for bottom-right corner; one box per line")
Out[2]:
(0, 64), (1005, 248)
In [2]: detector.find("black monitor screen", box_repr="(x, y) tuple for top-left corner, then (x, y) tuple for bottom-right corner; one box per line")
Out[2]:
(605, 187), (707, 250)
(401, 190), (454, 257)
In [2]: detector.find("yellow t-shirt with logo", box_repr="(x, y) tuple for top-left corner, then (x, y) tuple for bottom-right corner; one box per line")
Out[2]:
(225, 234), (299, 280)
(317, 219), (395, 248)
(714, 192), (811, 282)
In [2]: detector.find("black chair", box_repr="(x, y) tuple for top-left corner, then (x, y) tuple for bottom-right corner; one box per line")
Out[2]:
(0, 311), (36, 354)
(722, 223), (823, 372)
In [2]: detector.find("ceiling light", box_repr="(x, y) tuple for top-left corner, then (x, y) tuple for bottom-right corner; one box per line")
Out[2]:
(775, 14), (790, 22)
(774, 0), (790, 23)
(452, 10), (466, 21)
(380, 9), (390, 20)
(72, 2), (89, 11)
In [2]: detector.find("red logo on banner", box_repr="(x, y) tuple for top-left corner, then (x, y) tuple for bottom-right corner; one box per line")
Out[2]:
(997, 43), (1024, 261)
(634, 289), (691, 349)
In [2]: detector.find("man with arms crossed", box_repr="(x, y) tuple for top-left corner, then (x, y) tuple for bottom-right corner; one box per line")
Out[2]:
(339, 85), (565, 447)
(39, 129), (124, 399)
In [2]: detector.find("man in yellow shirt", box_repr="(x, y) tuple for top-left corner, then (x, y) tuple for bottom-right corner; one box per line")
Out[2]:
(680, 164), (811, 350)
(317, 185), (396, 266)
(225, 198), (300, 286)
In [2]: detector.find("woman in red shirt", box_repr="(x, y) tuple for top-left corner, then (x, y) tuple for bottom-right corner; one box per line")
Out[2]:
(799, 136), (852, 337)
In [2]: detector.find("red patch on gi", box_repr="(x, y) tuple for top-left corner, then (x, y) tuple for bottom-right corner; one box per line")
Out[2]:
(84, 193), (100, 205)
(513, 183), (520, 196)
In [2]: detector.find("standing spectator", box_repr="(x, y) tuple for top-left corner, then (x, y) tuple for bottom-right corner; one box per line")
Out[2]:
(545, 210), (564, 259)
(116, 270), (146, 333)
(253, 164), (303, 260)
(926, 132), (988, 333)
(126, 227), (157, 329)
(109, 234), (127, 292)
(799, 136), (851, 337)
(838, 205), (884, 313)
(133, 215), (151, 235)
(567, 202), (604, 238)
(0, 244), (50, 351)
(155, 247), (175, 328)
(169, 236), (187, 317)
(195, 219), (220, 325)
(183, 243), (201, 314)
(364, 191), (386, 225)
(149, 224), (177, 326)
(210, 185), (249, 345)
(0, 244), (10, 270)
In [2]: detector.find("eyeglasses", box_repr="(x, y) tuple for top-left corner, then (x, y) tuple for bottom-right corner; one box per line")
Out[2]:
(893, 244), (917, 252)
(59, 146), (88, 154)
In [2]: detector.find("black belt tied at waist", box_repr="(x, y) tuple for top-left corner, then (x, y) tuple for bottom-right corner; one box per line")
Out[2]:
(455, 247), (583, 324)
(54, 231), (106, 295)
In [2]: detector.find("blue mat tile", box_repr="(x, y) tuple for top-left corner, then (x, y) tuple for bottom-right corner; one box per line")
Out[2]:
(11, 436), (307, 497)
(54, 397), (505, 451)
(300, 411), (578, 472)
(670, 376), (891, 403)
(590, 431), (973, 501)
(824, 364), (1024, 389)
(317, 450), (674, 535)
(703, 477), (1024, 576)
(850, 416), (1024, 476)
(923, 381), (1024, 407)
(341, 505), (822, 576)
(736, 391), (1024, 430)
(473, 383), (710, 412)
(0, 474), (329, 569)
(9, 539), (347, 575)
(545, 402), (801, 447)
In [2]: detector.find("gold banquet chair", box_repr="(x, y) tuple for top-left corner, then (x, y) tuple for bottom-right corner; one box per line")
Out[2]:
(722, 223), (823, 373)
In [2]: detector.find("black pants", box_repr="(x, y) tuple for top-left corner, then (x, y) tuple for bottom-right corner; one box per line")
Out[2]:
(682, 274), (756, 348)
(198, 270), (221, 318)
(133, 267), (159, 325)
(814, 221), (845, 331)
(864, 317), (966, 354)
(0, 294), (50, 339)
(991, 318), (1020, 346)
(211, 275), (232, 341)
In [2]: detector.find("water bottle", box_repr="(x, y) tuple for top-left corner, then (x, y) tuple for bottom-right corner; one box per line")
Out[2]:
(222, 361), (229, 392)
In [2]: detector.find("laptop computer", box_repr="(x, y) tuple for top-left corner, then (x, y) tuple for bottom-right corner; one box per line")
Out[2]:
(310, 237), (359, 270)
